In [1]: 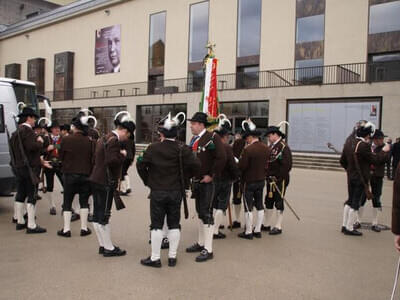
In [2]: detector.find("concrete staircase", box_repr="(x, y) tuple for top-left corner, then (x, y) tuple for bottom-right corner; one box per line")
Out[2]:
(136, 144), (343, 172)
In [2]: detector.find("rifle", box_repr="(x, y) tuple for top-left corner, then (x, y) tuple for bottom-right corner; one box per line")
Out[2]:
(327, 142), (340, 154)
(11, 118), (40, 186)
(353, 141), (373, 200)
(270, 179), (301, 221)
(102, 137), (125, 211)
(178, 144), (189, 219)
(5, 125), (17, 175)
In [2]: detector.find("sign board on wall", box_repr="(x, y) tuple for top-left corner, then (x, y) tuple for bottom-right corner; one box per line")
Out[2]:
(287, 99), (381, 153)
(95, 25), (121, 74)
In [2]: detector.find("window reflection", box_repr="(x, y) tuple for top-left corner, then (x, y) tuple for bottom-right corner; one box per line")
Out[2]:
(149, 12), (166, 69)
(189, 1), (209, 63)
(369, 1), (400, 34)
(237, 0), (261, 58)
(295, 59), (323, 84)
(296, 14), (324, 43)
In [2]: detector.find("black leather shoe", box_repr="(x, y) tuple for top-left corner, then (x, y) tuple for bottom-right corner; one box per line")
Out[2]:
(253, 231), (262, 238)
(341, 226), (346, 233)
(126, 189), (132, 194)
(16, 223), (27, 230)
(50, 207), (56, 215)
(213, 232), (226, 239)
(103, 247), (127, 257)
(57, 229), (71, 237)
(161, 238), (169, 249)
(343, 228), (363, 236)
(353, 222), (361, 230)
(88, 214), (94, 222)
(228, 221), (241, 229)
(261, 225), (271, 232)
(71, 213), (80, 222)
(35, 195), (42, 200)
(168, 258), (177, 267)
(12, 217), (17, 224)
(80, 228), (92, 236)
(186, 243), (204, 253)
(120, 191), (128, 196)
(196, 249), (213, 262)
(140, 256), (161, 268)
(99, 247), (105, 255)
(219, 225), (225, 230)
(269, 228), (282, 235)
(371, 225), (381, 233)
(26, 226), (47, 234)
(238, 232), (253, 240)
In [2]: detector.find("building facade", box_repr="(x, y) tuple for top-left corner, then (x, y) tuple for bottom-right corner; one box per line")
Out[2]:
(0, 0), (399, 153)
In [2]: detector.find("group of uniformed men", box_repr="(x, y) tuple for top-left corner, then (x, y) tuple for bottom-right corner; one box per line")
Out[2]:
(10, 106), (294, 267)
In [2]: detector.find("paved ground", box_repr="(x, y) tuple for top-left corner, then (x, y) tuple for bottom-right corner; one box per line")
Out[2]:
(0, 168), (398, 300)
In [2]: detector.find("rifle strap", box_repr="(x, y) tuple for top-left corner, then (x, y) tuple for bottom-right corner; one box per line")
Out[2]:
(354, 140), (370, 190)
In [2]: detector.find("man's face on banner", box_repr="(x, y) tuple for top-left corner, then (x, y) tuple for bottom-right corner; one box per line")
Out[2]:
(107, 29), (120, 68)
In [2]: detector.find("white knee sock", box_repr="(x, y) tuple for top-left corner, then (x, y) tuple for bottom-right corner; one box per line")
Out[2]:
(203, 224), (214, 253)
(125, 176), (131, 190)
(13, 201), (18, 220)
(26, 203), (36, 229)
(16, 202), (25, 224)
(89, 196), (94, 215)
(254, 210), (264, 233)
(342, 205), (351, 227)
(120, 179), (127, 193)
(346, 209), (357, 231)
(48, 193), (55, 208)
(197, 219), (205, 246)
(234, 204), (241, 222)
(275, 210), (283, 230)
(168, 229), (180, 259)
(151, 229), (163, 261)
(80, 208), (89, 230)
(63, 211), (72, 233)
(100, 224), (114, 251)
(213, 209), (223, 235)
(372, 208), (380, 226)
(93, 223), (104, 247)
(264, 209), (274, 227)
(245, 212), (253, 234)
(357, 206), (364, 223)
(162, 216), (168, 239)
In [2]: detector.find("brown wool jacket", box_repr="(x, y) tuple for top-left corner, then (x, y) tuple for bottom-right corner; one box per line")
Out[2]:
(239, 141), (269, 183)
(266, 140), (292, 183)
(136, 139), (200, 190)
(392, 164), (400, 234)
(221, 144), (240, 182)
(193, 131), (227, 180)
(59, 132), (95, 175)
(89, 132), (125, 185)
(12, 125), (42, 169)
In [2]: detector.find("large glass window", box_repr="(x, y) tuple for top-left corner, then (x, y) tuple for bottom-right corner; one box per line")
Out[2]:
(237, 0), (261, 58)
(149, 12), (166, 69)
(296, 14), (324, 43)
(90, 106), (127, 135)
(295, 58), (323, 84)
(236, 65), (259, 89)
(368, 52), (400, 81)
(369, 1), (400, 34)
(187, 69), (204, 92)
(189, 1), (209, 63)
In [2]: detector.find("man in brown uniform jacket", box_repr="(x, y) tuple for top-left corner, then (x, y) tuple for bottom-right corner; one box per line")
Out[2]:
(186, 112), (227, 262)
(392, 164), (400, 251)
(137, 112), (200, 268)
(264, 123), (292, 235)
(11, 107), (47, 233)
(340, 122), (390, 236)
(57, 114), (95, 238)
(231, 133), (246, 228)
(90, 112), (135, 257)
(238, 119), (269, 239)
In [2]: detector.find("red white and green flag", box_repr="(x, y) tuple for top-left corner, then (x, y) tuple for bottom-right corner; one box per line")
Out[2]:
(200, 57), (219, 118)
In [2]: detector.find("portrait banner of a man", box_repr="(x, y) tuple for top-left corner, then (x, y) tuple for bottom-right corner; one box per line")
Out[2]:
(95, 25), (121, 74)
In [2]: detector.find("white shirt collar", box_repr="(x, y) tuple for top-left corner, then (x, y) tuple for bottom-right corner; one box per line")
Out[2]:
(273, 137), (282, 146)
(112, 130), (120, 141)
(197, 128), (207, 138)
(165, 138), (175, 142)
(22, 123), (32, 129)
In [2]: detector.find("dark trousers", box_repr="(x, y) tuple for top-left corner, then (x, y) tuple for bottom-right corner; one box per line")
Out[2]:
(44, 167), (63, 192)
(213, 180), (232, 211)
(193, 182), (215, 225)
(122, 158), (133, 179)
(345, 178), (364, 211)
(243, 180), (264, 212)
(15, 167), (37, 204)
(62, 174), (91, 211)
(91, 182), (114, 225)
(232, 180), (242, 205)
(265, 179), (288, 211)
(360, 176), (383, 208)
(150, 190), (182, 230)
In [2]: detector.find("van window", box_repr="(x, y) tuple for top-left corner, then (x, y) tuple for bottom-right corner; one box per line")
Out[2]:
(0, 104), (5, 133)
(12, 84), (38, 111)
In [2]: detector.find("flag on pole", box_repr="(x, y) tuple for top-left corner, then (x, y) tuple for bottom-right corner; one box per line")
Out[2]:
(200, 42), (219, 119)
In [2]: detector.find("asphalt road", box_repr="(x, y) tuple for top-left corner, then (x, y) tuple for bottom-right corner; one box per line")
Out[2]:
(0, 168), (398, 300)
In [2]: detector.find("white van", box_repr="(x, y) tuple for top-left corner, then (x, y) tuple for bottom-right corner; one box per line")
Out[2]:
(0, 77), (39, 195)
